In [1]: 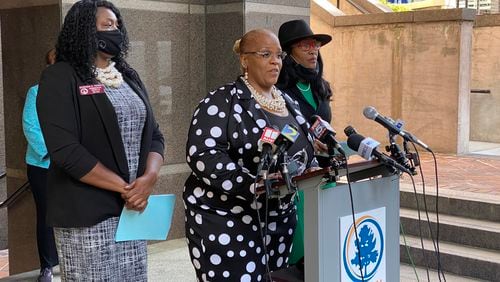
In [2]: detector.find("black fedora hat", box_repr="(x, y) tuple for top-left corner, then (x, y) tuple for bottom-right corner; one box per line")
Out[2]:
(278, 19), (332, 49)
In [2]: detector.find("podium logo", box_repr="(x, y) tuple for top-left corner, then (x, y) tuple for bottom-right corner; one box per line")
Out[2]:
(342, 215), (384, 282)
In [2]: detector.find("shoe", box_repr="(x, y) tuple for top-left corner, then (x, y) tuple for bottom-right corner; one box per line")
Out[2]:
(37, 267), (53, 282)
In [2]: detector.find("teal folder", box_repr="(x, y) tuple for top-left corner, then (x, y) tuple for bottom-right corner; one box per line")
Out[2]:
(115, 194), (176, 242)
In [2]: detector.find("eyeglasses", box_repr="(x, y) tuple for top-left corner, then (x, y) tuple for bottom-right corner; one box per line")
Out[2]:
(243, 50), (287, 60)
(294, 40), (322, 51)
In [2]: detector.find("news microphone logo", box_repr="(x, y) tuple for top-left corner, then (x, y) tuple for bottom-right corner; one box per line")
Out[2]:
(358, 137), (381, 160)
(281, 124), (300, 143)
(260, 127), (280, 145)
(311, 118), (326, 139)
(310, 117), (336, 139)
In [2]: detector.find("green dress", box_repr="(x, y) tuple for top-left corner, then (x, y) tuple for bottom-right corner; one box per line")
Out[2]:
(289, 81), (315, 265)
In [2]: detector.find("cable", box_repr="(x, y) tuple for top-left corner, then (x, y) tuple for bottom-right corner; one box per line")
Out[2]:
(430, 150), (445, 281)
(412, 144), (445, 281)
(264, 186), (270, 281)
(252, 177), (272, 281)
(344, 160), (365, 282)
(409, 171), (431, 281)
(400, 222), (420, 281)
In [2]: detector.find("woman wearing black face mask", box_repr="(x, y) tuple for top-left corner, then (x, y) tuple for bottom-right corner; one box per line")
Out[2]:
(277, 19), (333, 124)
(276, 19), (333, 274)
(36, 1), (164, 280)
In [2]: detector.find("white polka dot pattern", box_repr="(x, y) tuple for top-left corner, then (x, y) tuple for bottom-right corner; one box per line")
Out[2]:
(183, 81), (308, 280)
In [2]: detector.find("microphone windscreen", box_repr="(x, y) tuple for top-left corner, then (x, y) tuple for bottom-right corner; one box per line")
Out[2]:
(347, 133), (365, 151)
(363, 106), (378, 120)
(344, 125), (357, 137)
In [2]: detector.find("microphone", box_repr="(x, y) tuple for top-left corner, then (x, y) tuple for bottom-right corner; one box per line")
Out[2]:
(256, 127), (280, 176)
(343, 125), (358, 137)
(309, 115), (346, 156)
(266, 124), (300, 196)
(271, 124), (300, 165)
(363, 106), (431, 151)
(347, 133), (412, 174)
(258, 127), (280, 156)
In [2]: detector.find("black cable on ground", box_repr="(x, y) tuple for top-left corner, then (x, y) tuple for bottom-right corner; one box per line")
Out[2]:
(344, 163), (365, 282)
(412, 144), (445, 281)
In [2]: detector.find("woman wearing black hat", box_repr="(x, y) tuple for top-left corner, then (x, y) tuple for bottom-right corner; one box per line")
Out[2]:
(277, 19), (333, 271)
(277, 19), (333, 124)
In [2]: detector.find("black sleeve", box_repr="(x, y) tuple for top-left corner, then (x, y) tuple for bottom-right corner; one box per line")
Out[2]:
(36, 63), (99, 179)
(186, 88), (258, 200)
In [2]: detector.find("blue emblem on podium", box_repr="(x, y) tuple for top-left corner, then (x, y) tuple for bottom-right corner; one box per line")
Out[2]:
(342, 213), (385, 281)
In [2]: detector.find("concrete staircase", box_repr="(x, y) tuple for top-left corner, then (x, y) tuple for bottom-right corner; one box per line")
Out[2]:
(399, 183), (500, 281)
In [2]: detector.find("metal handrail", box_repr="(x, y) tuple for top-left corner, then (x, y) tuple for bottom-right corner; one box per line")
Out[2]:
(0, 171), (31, 209)
(471, 89), (491, 94)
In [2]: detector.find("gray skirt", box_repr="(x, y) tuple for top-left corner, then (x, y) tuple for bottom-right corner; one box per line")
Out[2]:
(54, 217), (147, 282)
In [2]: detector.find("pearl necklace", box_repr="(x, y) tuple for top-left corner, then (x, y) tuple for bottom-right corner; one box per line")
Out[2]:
(241, 77), (286, 113)
(96, 62), (123, 88)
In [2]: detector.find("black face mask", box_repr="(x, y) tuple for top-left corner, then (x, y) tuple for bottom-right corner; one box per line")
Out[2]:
(289, 55), (320, 82)
(96, 30), (124, 57)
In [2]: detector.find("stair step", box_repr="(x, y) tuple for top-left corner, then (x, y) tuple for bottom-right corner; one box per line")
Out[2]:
(400, 235), (500, 281)
(400, 207), (500, 251)
(400, 263), (485, 282)
(400, 183), (500, 222)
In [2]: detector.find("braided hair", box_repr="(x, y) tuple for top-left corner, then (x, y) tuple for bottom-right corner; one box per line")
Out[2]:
(56, 0), (137, 83)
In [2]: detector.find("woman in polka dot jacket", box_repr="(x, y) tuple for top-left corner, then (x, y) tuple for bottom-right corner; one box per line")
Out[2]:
(183, 29), (316, 281)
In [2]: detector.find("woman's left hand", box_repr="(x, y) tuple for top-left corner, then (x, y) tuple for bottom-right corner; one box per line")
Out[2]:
(122, 172), (158, 211)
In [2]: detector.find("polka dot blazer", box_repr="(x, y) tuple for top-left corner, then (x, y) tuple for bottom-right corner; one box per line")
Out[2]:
(183, 77), (315, 281)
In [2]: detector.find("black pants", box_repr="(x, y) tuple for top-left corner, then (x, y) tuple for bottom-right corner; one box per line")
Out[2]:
(27, 165), (59, 269)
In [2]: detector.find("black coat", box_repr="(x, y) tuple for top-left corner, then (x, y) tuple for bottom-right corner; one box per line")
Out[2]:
(183, 78), (315, 278)
(184, 78), (315, 202)
(280, 86), (332, 123)
(37, 62), (164, 227)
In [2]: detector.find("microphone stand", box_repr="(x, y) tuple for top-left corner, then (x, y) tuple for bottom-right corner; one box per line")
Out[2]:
(403, 139), (421, 171)
(280, 151), (296, 196)
(386, 134), (417, 175)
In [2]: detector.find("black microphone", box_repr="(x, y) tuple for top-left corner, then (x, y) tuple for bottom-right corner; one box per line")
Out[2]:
(347, 133), (412, 174)
(363, 106), (431, 151)
(343, 125), (358, 137)
(257, 127), (280, 176)
(309, 115), (346, 156)
(271, 124), (300, 166)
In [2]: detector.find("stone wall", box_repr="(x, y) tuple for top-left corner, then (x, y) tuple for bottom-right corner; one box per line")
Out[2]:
(0, 2), (60, 273)
(311, 9), (475, 153)
(470, 15), (500, 142)
(0, 21), (6, 250)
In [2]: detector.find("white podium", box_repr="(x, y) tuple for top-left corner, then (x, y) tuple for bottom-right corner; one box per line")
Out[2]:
(275, 161), (400, 282)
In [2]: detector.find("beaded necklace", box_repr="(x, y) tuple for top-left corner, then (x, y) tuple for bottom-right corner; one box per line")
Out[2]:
(240, 77), (286, 113)
(96, 62), (124, 88)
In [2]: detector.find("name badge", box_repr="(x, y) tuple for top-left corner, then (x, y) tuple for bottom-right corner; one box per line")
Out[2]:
(79, 84), (105, 96)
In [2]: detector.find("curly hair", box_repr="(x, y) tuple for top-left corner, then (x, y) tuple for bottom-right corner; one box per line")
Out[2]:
(56, 0), (137, 83)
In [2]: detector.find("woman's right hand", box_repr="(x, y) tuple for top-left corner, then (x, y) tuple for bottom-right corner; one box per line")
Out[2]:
(313, 139), (329, 154)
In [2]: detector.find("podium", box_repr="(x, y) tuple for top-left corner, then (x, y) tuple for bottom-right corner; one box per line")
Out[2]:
(276, 160), (400, 282)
